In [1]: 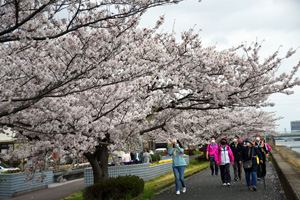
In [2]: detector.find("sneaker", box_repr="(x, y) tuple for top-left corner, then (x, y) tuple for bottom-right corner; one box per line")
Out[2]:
(182, 187), (186, 193)
(223, 183), (227, 186)
(257, 178), (261, 181)
(253, 186), (257, 191)
(227, 183), (231, 186)
(234, 178), (238, 181)
(176, 190), (180, 195)
(248, 186), (252, 190)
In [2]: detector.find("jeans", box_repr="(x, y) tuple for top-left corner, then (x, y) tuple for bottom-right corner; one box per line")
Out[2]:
(210, 157), (218, 175)
(220, 163), (231, 183)
(245, 171), (257, 186)
(233, 160), (241, 179)
(173, 166), (186, 191)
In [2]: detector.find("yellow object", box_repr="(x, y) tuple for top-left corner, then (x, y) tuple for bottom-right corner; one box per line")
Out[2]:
(150, 159), (172, 166)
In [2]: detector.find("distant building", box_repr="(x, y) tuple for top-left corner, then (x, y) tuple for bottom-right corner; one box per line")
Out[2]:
(0, 128), (16, 154)
(291, 120), (300, 132)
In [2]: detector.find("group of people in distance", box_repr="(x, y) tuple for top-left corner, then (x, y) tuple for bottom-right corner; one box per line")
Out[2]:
(206, 134), (271, 191)
(162, 134), (271, 195)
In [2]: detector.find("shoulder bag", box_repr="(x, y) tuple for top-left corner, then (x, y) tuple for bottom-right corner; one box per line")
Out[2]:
(243, 148), (254, 169)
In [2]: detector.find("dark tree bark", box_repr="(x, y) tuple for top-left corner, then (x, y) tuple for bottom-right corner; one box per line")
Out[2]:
(84, 144), (109, 184)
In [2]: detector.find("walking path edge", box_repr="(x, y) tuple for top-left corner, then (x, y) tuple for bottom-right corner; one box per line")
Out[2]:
(133, 161), (209, 200)
(271, 147), (300, 200)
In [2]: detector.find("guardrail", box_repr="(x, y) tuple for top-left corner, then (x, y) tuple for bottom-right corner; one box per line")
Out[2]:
(0, 171), (53, 199)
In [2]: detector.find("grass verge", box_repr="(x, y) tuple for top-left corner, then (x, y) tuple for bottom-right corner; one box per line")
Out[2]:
(62, 189), (84, 200)
(269, 143), (300, 169)
(62, 158), (209, 200)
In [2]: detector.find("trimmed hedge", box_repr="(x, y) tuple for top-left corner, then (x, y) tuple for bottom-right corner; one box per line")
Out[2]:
(150, 154), (160, 162)
(83, 175), (144, 200)
(192, 150), (202, 155)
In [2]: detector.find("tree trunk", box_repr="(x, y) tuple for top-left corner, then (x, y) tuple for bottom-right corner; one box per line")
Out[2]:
(84, 144), (109, 184)
(97, 144), (109, 181)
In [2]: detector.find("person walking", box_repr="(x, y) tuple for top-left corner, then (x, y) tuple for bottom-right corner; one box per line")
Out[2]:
(215, 137), (234, 186)
(206, 137), (219, 176)
(168, 139), (187, 195)
(143, 148), (152, 163)
(253, 134), (269, 180)
(230, 135), (243, 181)
(239, 138), (263, 191)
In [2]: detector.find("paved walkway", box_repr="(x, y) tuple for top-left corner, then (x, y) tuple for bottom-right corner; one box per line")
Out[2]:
(11, 178), (84, 200)
(151, 162), (286, 200)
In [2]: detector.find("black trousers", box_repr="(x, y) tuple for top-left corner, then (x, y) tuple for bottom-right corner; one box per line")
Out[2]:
(257, 162), (266, 178)
(233, 160), (241, 179)
(220, 163), (231, 183)
(210, 157), (218, 175)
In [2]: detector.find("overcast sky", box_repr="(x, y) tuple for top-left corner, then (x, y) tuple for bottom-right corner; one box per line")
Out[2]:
(139, 0), (300, 133)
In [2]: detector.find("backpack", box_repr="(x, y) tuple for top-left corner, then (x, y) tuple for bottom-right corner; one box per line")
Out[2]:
(253, 141), (267, 154)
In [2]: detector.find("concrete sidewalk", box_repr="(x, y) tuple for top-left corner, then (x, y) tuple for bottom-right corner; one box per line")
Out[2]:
(151, 162), (286, 200)
(271, 146), (300, 200)
(11, 178), (84, 200)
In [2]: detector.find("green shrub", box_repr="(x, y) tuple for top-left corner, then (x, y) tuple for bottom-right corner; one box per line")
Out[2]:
(158, 153), (166, 157)
(1, 169), (24, 174)
(83, 175), (144, 200)
(150, 154), (160, 162)
(192, 150), (202, 155)
(0, 178), (6, 183)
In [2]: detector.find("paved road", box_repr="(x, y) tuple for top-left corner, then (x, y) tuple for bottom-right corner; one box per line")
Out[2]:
(11, 178), (84, 200)
(152, 162), (286, 200)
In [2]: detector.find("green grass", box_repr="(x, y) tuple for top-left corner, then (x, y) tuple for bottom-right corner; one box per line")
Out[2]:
(192, 150), (202, 155)
(62, 159), (209, 200)
(62, 189), (84, 200)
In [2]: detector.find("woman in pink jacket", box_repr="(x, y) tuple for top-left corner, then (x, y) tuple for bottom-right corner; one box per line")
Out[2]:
(206, 137), (219, 176)
(215, 137), (234, 186)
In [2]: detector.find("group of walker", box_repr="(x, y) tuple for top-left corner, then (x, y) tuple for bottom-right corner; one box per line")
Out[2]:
(206, 134), (270, 191)
(167, 134), (271, 195)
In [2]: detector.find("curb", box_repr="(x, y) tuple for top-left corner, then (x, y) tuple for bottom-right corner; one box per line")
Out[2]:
(270, 150), (300, 200)
(47, 178), (84, 188)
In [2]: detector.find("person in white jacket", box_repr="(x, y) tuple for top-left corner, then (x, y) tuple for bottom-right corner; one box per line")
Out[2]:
(122, 152), (131, 162)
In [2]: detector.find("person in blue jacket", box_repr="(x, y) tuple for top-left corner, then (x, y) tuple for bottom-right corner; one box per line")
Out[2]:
(168, 139), (187, 195)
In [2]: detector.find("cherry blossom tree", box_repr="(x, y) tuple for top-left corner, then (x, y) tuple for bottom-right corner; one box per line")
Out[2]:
(0, 0), (183, 183)
(145, 108), (281, 146)
(0, 0), (182, 119)
(1, 0), (300, 184)
(3, 27), (299, 183)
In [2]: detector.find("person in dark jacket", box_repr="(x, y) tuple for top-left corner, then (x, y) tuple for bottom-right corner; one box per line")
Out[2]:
(132, 151), (143, 162)
(239, 138), (263, 191)
(253, 134), (269, 180)
(229, 135), (243, 181)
